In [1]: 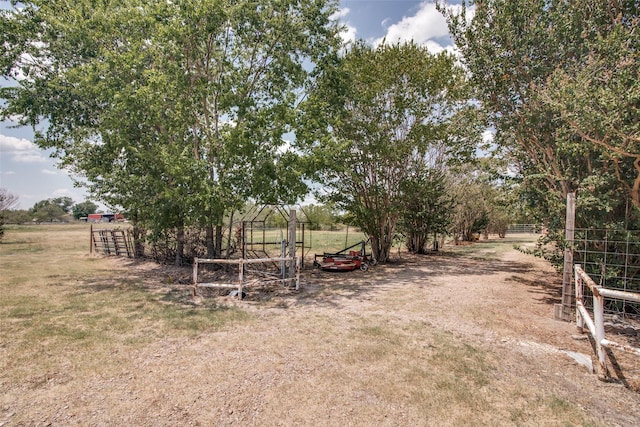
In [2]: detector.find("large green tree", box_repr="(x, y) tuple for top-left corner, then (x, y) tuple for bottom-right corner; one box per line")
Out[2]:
(440, 0), (639, 229)
(540, 5), (640, 211)
(300, 203), (338, 231)
(299, 41), (479, 263)
(31, 199), (67, 223)
(0, 188), (19, 241)
(1, 0), (341, 263)
(398, 169), (454, 253)
(72, 200), (98, 219)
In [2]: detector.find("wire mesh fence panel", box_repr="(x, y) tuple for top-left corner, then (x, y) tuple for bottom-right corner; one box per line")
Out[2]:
(573, 228), (640, 321)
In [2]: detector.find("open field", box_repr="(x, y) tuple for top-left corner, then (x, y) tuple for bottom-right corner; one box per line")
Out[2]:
(238, 226), (372, 263)
(1, 224), (639, 426)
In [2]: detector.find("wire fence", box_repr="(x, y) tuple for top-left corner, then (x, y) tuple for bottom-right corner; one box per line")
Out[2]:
(507, 223), (542, 234)
(573, 228), (640, 321)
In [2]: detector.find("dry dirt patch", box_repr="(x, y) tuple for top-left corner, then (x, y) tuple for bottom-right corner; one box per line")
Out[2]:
(2, 233), (639, 426)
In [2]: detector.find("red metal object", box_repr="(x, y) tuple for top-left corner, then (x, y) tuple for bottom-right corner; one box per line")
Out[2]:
(317, 257), (360, 272)
(314, 241), (376, 272)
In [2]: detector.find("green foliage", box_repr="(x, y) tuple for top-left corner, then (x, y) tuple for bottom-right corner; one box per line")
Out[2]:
(299, 41), (479, 262)
(32, 197), (75, 216)
(1, 210), (32, 225)
(0, 188), (20, 241)
(51, 197), (74, 214)
(540, 4), (640, 210)
(30, 200), (67, 223)
(72, 200), (98, 219)
(301, 204), (339, 231)
(1, 0), (342, 261)
(450, 181), (489, 243)
(398, 169), (454, 253)
(441, 0), (640, 267)
(446, 160), (516, 243)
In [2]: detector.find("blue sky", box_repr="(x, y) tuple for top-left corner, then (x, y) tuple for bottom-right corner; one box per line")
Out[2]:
(0, 1), (460, 209)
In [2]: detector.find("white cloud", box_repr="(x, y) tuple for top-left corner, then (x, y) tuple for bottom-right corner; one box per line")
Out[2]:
(482, 129), (495, 144)
(423, 40), (447, 54)
(330, 7), (356, 46)
(0, 134), (48, 163)
(340, 24), (357, 45)
(0, 134), (35, 151)
(329, 7), (350, 21)
(41, 169), (58, 175)
(277, 137), (292, 155)
(1, 171), (16, 175)
(375, 2), (452, 52)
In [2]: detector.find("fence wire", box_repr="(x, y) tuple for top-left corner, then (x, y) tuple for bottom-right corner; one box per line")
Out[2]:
(573, 228), (640, 320)
(507, 223), (542, 234)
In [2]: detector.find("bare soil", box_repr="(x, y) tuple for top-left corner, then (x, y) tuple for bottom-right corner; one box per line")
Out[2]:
(2, 234), (640, 426)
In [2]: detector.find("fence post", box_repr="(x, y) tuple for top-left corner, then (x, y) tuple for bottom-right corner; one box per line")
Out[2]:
(559, 192), (575, 321)
(574, 265), (583, 333)
(288, 209), (296, 284)
(593, 289), (608, 377)
(238, 258), (244, 299)
(281, 239), (287, 283)
(295, 255), (300, 290)
(193, 258), (199, 296)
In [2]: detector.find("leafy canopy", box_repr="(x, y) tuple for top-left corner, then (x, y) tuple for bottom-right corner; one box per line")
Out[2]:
(299, 41), (479, 262)
(1, 0), (342, 260)
(441, 0), (639, 230)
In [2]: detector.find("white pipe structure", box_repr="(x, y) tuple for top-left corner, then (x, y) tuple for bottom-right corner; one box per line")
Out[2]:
(574, 265), (640, 377)
(193, 256), (301, 299)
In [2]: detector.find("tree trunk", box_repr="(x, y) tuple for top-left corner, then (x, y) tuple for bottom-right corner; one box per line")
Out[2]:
(215, 224), (223, 258)
(206, 224), (214, 258)
(371, 235), (393, 263)
(369, 215), (398, 263)
(131, 214), (145, 258)
(225, 210), (235, 258)
(417, 234), (428, 254)
(175, 224), (185, 266)
(407, 231), (428, 254)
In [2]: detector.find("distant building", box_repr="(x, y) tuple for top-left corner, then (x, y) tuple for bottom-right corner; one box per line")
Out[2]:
(87, 213), (125, 223)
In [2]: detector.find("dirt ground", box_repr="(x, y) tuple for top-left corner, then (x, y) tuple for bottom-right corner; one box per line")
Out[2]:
(3, 234), (640, 426)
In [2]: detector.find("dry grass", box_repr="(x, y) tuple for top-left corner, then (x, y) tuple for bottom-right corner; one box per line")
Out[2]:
(1, 225), (635, 425)
(0, 224), (248, 384)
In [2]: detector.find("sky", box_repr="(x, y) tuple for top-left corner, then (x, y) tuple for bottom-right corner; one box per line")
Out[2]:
(0, 1), (461, 210)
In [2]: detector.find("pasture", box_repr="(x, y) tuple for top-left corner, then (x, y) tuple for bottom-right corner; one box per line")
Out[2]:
(1, 224), (639, 426)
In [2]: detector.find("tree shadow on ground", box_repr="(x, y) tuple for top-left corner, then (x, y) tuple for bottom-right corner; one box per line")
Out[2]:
(279, 250), (542, 309)
(77, 243), (558, 313)
(504, 272), (563, 306)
